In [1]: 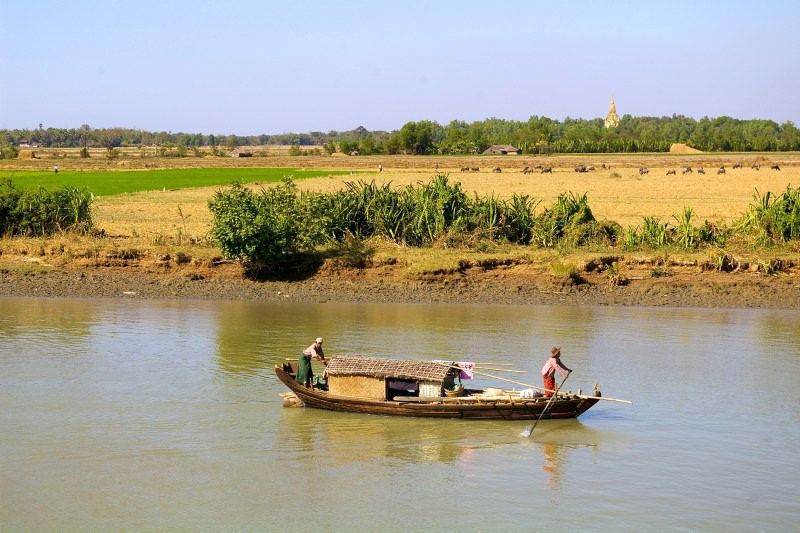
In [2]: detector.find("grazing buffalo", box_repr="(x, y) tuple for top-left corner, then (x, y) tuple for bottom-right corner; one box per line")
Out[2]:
(492, 166), (502, 173)
(533, 163), (543, 170)
(681, 166), (693, 174)
(574, 164), (587, 173)
(639, 167), (649, 175)
(752, 163), (761, 170)
(717, 167), (726, 174)
(771, 164), (781, 171)
(697, 167), (706, 174)
(523, 166), (533, 174)
(471, 167), (479, 172)
(541, 167), (552, 174)
(666, 169), (676, 176)
(586, 165), (595, 171)
(733, 162), (742, 169)
(460, 167), (470, 172)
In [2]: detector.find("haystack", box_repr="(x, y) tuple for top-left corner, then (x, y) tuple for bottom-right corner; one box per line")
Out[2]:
(669, 143), (702, 154)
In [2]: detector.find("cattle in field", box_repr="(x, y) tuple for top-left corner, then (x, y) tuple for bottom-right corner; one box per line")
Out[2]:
(666, 169), (676, 176)
(639, 167), (649, 175)
(541, 167), (552, 174)
(752, 163), (761, 170)
(471, 167), (479, 172)
(586, 165), (595, 171)
(533, 163), (543, 170)
(460, 167), (469, 172)
(697, 167), (706, 174)
(771, 164), (781, 170)
(681, 166), (693, 174)
(492, 166), (502, 173)
(574, 164), (587, 173)
(523, 166), (533, 174)
(733, 162), (742, 169)
(717, 166), (726, 174)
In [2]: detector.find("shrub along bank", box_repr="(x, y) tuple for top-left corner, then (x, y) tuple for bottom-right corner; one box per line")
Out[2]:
(208, 174), (800, 271)
(0, 179), (93, 237)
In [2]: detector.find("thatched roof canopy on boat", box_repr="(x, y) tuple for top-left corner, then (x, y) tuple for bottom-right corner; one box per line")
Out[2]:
(326, 355), (452, 382)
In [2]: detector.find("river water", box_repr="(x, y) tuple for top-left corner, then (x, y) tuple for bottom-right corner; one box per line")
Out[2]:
(1, 297), (798, 531)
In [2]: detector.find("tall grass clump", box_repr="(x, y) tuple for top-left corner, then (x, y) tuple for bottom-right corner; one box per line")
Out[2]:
(0, 180), (93, 236)
(503, 193), (539, 245)
(310, 175), (476, 247)
(531, 192), (598, 248)
(735, 187), (800, 245)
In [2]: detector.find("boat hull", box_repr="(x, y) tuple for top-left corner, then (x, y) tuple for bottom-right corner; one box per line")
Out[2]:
(275, 366), (599, 420)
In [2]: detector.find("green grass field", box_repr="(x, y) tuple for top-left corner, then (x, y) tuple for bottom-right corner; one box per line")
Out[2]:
(0, 168), (353, 196)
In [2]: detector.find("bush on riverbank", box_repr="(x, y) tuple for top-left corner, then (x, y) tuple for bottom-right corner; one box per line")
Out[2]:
(0, 180), (93, 237)
(207, 176), (800, 270)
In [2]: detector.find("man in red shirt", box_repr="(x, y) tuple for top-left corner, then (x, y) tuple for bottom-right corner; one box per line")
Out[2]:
(541, 347), (571, 397)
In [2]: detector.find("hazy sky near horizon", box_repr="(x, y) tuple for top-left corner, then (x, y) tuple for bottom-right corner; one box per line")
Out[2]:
(2, 0), (798, 135)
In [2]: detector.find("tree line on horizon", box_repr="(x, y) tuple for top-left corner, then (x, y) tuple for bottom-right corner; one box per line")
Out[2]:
(2, 115), (799, 159)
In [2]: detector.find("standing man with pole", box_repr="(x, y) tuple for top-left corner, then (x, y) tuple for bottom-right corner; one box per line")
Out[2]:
(542, 347), (571, 397)
(297, 337), (326, 388)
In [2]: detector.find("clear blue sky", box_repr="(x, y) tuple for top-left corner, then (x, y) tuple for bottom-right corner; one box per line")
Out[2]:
(2, 0), (798, 135)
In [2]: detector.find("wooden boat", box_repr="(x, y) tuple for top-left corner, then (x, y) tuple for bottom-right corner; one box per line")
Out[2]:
(275, 355), (602, 420)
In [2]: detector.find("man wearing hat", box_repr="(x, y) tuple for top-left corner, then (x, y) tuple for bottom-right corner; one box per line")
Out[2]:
(297, 337), (327, 388)
(541, 347), (571, 397)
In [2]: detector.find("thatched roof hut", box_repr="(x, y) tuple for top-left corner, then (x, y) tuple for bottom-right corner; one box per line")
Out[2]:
(228, 148), (253, 157)
(325, 356), (455, 399)
(482, 145), (521, 155)
(326, 355), (451, 381)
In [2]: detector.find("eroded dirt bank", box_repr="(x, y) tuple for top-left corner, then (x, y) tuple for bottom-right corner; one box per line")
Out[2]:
(2, 257), (800, 309)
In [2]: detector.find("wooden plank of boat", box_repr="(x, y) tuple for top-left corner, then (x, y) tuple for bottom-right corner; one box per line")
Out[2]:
(392, 395), (472, 403)
(392, 395), (551, 404)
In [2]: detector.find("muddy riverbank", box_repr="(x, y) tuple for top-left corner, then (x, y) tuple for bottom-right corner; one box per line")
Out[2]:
(2, 255), (799, 308)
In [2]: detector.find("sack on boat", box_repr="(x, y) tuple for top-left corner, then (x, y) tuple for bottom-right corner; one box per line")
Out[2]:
(520, 388), (542, 399)
(484, 388), (505, 397)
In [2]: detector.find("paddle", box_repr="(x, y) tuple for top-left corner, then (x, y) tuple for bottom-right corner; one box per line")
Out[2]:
(520, 371), (570, 438)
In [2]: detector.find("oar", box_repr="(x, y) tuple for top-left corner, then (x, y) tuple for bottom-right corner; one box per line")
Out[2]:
(521, 372), (570, 438)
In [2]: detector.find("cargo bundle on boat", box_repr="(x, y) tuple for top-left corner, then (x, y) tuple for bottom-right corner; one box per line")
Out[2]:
(276, 355), (607, 420)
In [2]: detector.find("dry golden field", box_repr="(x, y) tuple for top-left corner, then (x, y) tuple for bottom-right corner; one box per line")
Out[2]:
(98, 153), (800, 240)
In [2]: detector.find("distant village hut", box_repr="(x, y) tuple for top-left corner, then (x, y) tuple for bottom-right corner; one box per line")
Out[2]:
(324, 355), (457, 400)
(228, 148), (253, 158)
(482, 145), (521, 155)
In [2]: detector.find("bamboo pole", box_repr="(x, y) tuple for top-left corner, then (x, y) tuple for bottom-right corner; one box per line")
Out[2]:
(575, 394), (632, 404)
(448, 366), (548, 392)
(472, 366), (527, 374)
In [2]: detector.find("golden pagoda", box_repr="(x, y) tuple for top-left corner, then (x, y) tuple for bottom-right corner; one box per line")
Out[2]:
(604, 96), (620, 128)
